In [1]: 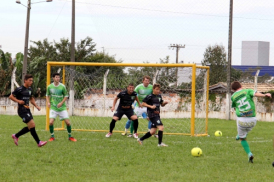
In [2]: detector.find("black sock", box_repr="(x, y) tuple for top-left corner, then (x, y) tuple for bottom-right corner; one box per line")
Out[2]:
(140, 132), (152, 141)
(110, 119), (116, 133)
(15, 127), (30, 138)
(133, 119), (138, 133)
(158, 130), (163, 144)
(30, 127), (40, 144)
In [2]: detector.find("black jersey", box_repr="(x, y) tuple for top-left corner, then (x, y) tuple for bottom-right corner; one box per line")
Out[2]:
(143, 94), (164, 118)
(12, 85), (33, 112)
(117, 90), (137, 110)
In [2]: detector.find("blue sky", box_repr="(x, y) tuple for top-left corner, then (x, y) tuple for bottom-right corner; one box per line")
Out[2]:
(1, 0), (274, 65)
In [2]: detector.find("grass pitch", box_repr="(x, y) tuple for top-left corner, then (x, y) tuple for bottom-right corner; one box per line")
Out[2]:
(1, 115), (274, 182)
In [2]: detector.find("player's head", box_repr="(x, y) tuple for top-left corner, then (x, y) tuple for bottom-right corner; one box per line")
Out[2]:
(231, 81), (242, 91)
(24, 74), (33, 87)
(142, 76), (151, 87)
(127, 83), (135, 94)
(153, 83), (161, 95)
(52, 73), (61, 83)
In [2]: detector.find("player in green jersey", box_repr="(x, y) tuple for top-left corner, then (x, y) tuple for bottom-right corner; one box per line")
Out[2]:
(231, 81), (271, 163)
(121, 76), (156, 138)
(46, 73), (77, 142)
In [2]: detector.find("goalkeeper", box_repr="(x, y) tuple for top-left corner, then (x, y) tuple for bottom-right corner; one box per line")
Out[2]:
(121, 76), (157, 138)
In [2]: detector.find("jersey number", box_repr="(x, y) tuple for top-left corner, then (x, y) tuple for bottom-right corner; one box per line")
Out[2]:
(236, 97), (251, 111)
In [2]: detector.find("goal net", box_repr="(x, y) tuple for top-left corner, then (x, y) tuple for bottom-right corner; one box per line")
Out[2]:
(46, 62), (209, 136)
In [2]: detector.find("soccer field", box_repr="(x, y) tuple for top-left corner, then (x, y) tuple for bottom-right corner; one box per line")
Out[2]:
(1, 115), (274, 182)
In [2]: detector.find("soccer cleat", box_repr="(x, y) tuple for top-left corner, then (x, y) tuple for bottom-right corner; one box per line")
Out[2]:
(105, 132), (112, 138)
(49, 137), (55, 142)
(158, 143), (168, 147)
(127, 134), (133, 138)
(69, 137), (77, 142)
(121, 132), (127, 136)
(133, 133), (139, 139)
(38, 141), (47, 147)
(12, 134), (18, 146)
(154, 134), (159, 138)
(248, 153), (254, 163)
(137, 138), (143, 145)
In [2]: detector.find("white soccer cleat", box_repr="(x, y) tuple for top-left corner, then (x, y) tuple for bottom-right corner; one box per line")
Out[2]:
(158, 143), (168, 147)
(121, 132), (127, 136)
(137, 138), (143, 145)
(133, 133), (139, 139)
(105, 132), (112, 138)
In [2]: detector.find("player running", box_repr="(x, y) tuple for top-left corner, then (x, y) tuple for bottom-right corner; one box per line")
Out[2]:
(106, 83), (141, 138)
(231, 81), (271, 163)
(137, 83), (168, 147)
(9, 74), (47, 147)
(46, 73), (77, 142)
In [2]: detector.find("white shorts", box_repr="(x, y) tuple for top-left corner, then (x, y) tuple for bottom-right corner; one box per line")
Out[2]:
(134, 107), (147, 118)
(236, 117), (257, 138)
(50, 109), (69, 121)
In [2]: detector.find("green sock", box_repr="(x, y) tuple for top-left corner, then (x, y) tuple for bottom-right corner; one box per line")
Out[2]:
(130, 121), (134, 134)
(49, 125), (54, 138)
(241, 140), (251, 154)
(67, 125), (72, 138)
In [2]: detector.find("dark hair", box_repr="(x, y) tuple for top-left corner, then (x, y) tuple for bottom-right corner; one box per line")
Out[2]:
(231, 81), (242, 91)
(142, 76), (151, 81)
(128, 83), (134, 87)
(24, 74), (33, 81)
(52, 73), (60, 78)
(153, 83), (160, 89)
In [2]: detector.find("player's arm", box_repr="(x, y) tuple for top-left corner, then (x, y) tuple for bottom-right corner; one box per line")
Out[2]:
(254, 92), (271, 98)
(161, 101), (168, 107)
(135, 96), (142, 108)
(9, 94), (24, 105)
(142, 102), (156, 109)
(46, 96), (51, 108)
(30, 96), (41, 111)
(111, 97), (119, 112)
(57, 97), (68, 108)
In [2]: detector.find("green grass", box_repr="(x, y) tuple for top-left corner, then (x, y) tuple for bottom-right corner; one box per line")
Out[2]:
(1, 115), (274, 182)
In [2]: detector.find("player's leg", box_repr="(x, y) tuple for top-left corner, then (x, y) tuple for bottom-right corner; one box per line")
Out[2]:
(130, 114), (139, 139)
(27, 119), (47, 147)
(157, 124), (167, 147)
(122, 120), (131, 136)
(106, 113), (120, 137)
(138, 128), (156, 145)
(127, 121), (134, 137)
(12, 111), (32, 145)
(49, 109), (57, 141)
(60, 110), (76, 142)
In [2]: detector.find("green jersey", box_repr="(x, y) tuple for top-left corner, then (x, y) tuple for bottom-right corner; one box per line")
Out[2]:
(231, 89), (256, 117)
(46, 83), (68, 112)
(134, 83), (153, 107)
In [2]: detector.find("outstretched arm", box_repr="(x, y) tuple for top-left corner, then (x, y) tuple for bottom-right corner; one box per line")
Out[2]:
(142, 102), (156, 109)
(30, 96), (41, 111)
(111, 97), (119, 112)
(255, 92), (271, 98)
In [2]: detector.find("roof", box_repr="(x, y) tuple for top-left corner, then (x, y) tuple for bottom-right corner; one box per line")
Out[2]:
(209, 82), (274, 93)
(232, 65), (274, 76)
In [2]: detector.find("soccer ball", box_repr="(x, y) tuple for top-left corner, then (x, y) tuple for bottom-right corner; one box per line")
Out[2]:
(215, 130), (222, 137)
(191, 147), (202, 157)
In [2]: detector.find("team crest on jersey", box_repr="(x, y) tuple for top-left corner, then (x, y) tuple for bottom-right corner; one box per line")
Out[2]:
(131, 96), (135, 100)
(158, 97), (161, 102)
(157, 120), (160, 124)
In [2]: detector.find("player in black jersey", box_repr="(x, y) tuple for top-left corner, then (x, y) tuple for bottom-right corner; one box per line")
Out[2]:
(137, 83), (168, 147)
(9, 74), (47, 147)
(105, 83), (141, 138)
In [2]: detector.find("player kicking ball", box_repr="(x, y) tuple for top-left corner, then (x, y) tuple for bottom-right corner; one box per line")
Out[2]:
(106, 83), (141, 138)
(9, 74), (47, 147)
(46, 73), (77, 142)
(137, 83), (168, 147)
(231, 81), (271, 163)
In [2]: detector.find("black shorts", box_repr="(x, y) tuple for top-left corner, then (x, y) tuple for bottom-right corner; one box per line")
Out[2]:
(150, 116), (163, 128)
(113, 109), (134, 120)
(18, 109), (33, 123)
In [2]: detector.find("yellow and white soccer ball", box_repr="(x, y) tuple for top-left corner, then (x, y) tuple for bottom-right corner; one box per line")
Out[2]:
(191, 147), (202, 157)
(215, 130), (222, 137)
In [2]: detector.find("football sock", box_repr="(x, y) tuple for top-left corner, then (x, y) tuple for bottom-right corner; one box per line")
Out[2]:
(158, 130), (163, 144)
(30, 127), (40, 144)
(241, 140), (251, 154)
(67, 125), (72, 138)
(49, 125), (54, 138)
(125, 120), (131, 129)
(15, 127), (29, 138)
(110, 119), (116, 133)
(140, 132), (152, 141)
(130, 120), (134, 134)
(133, 119), (139, 133)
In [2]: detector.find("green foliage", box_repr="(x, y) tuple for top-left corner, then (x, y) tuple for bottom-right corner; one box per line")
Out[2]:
(1, 116), (274, 181)
(0, 49), (14, 96)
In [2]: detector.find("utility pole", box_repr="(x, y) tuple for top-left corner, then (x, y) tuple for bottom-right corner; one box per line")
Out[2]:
(22, 0), (31, 84)
(226, 0), (233, 120)
(169, 44), (185, 86)
(69, 0), (75, 116)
